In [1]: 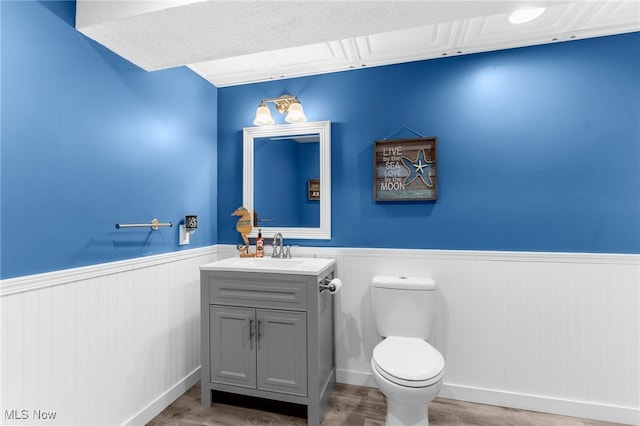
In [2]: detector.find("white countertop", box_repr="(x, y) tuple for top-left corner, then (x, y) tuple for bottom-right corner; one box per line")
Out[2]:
(200, 256), (336, 276)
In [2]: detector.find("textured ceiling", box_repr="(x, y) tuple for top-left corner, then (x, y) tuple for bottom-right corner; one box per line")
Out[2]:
(76, 1), (640, 87)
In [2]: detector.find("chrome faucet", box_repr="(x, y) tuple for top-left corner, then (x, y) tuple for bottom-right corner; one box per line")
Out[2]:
(272, 232), (284, 258)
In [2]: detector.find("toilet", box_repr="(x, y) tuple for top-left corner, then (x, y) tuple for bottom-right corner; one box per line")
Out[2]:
(371, 276), (445, 426)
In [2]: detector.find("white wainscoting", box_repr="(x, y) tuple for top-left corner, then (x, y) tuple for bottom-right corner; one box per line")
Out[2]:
(2, 246), (638, 425)
(0, 246), (216, 426)
(218, 245), (640, 425)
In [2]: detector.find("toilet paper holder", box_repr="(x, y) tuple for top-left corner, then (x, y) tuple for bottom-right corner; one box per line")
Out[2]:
(319, 276), (338, 292)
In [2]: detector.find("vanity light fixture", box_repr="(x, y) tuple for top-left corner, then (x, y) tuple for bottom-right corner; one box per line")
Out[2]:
(509, 7), (546, 24)
(253, 94), (307, 126)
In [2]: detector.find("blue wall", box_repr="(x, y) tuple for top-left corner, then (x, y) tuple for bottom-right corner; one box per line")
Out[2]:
(297, 142), (320, 227)
(218, 32), (640, 253)
(254, 137), (301, 226)
(1, 1), (218, 279)
(254, 138), (319, 227)
(1, 2), (637, 280)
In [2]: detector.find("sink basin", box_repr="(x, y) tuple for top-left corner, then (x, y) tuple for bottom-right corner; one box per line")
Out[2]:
(200, 256), (336, 276)
(234, 258), (305, 269)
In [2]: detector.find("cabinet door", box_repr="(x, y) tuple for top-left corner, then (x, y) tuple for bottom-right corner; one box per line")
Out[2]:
(256, 309), (307, 396)
(210, 305), (256, 388)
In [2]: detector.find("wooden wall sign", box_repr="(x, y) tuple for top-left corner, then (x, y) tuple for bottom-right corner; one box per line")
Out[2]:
(308, 178), (320, 200)
(374, 137), (438, 201)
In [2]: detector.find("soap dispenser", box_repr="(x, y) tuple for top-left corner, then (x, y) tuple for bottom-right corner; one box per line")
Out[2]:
(256, 229), (264, 258)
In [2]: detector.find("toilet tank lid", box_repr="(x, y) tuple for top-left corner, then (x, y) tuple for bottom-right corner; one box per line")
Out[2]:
(372, 275), (436, 290)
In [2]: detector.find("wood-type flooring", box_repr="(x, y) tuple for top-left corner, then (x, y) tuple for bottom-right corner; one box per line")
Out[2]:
(147, 382), (624, 426)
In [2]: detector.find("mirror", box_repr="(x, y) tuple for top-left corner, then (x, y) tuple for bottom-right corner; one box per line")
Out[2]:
(243, 121), (331, 239)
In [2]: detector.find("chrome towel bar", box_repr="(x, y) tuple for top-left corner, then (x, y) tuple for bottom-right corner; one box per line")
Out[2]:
(115, 218), (173, 231)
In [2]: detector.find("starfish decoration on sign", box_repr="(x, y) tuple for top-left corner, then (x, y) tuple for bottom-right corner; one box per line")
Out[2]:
(401, 149), (435, 187)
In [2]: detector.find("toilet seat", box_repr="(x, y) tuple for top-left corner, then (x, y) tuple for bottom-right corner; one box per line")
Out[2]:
(373, 336), (445, 388)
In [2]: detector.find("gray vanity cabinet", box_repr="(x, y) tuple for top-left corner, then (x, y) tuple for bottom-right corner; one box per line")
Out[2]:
(255, 309), (307, 395)
(200, 259), (336, 426)
(210, 305), (307, 396)
(209, 305), (257, 388)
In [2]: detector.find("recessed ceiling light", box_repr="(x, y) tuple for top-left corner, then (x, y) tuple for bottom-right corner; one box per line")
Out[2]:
(509, 7), (546, 24)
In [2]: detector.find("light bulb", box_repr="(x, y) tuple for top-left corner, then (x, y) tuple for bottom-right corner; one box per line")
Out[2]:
(285, 102), (307, 124)
(253, 104), (275, 126)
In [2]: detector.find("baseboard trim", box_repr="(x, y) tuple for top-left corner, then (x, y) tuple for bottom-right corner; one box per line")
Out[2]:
(123, 367), (201, 426)
(440, 383), (639, 426)
(336, 371), (639, 425)
(336, 369), (376, 388)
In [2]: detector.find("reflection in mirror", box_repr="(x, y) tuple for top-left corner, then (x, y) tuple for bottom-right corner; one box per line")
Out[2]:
(254, 135), (320, 228)
(243, 121), (331, 240)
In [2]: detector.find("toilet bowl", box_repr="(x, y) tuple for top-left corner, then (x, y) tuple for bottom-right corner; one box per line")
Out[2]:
(371, 336), (445, 426)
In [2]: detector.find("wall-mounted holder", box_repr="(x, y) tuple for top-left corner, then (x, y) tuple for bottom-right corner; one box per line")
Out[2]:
(179, 215), (198, 245)
(319, 277), (343, 294)
(116, 218), (173, 230)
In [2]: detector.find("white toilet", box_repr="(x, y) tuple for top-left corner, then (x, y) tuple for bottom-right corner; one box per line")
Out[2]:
(371, 276), (445, 426)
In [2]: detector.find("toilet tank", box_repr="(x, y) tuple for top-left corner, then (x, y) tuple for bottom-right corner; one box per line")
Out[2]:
(372, 275), (437, 340)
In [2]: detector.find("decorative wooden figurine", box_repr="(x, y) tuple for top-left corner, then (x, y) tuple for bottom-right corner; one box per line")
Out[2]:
(232, 206), (255, 257)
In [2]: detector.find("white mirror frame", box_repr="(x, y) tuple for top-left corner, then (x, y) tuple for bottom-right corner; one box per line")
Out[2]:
(243, 120), (331, 239)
